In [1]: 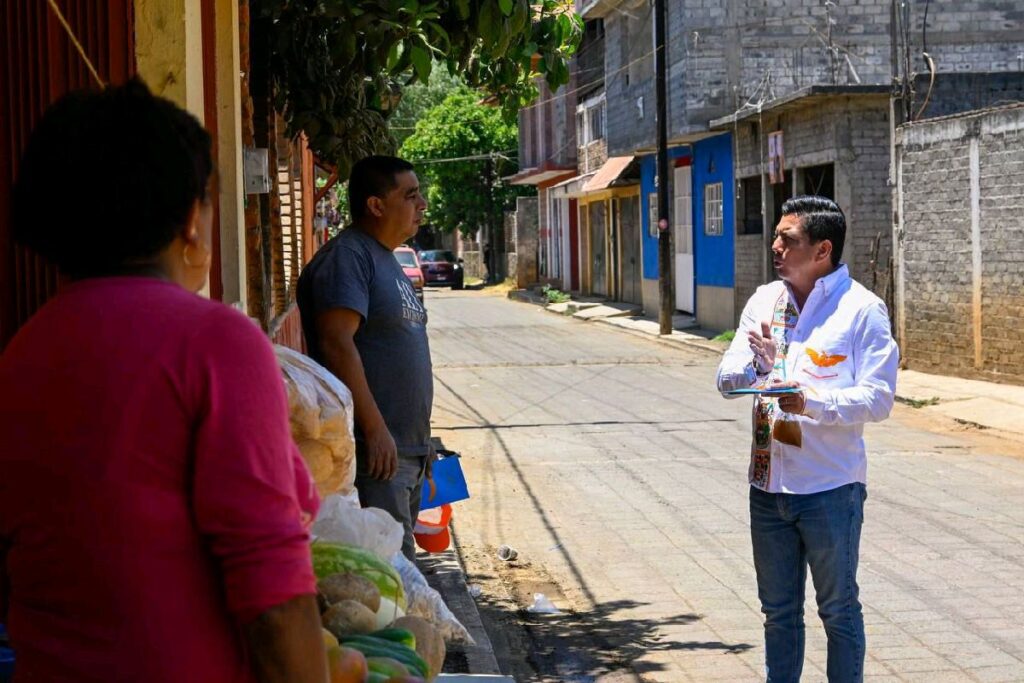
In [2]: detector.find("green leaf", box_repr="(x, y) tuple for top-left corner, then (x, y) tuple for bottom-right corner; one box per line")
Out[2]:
(478, 1), (497, 45)
(455, 0), (471, 20)
(557, 14), (574, 43)
(386, 40), (403, 71)
(510, 0), (530, 35)
(410, 44), (432, 83)
(498, 0), (514, 16)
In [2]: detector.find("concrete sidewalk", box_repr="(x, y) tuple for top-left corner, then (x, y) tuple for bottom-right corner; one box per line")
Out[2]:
(895, 369), (1024, 440)
(515, 288), (1024, 444)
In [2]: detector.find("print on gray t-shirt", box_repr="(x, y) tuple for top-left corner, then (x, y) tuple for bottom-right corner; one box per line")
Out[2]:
(297, 227), (432, 458)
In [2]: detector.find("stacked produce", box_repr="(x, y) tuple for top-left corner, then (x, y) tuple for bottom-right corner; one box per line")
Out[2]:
(314, 543), (446, 682)
(275, 347), (465, 680)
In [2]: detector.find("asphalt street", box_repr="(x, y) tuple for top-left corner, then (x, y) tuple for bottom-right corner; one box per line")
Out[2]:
(426, 287), (1024, 683)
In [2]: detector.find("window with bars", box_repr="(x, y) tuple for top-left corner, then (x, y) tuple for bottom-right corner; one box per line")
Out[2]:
(704, 182), (724, 237)
(737, 176), (763, 235)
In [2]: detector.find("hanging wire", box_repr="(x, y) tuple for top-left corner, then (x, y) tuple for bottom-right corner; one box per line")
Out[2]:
(46, 0), (105, 88)
(915, 0), (935, 120)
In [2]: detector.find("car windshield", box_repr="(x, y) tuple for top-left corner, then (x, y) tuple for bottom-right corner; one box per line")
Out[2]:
(420, 250), (456, 263)
(394, 250), (418, 267)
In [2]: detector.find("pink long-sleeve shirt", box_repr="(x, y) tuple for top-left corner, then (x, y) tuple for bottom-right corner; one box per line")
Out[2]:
(0, 277), (318, 682)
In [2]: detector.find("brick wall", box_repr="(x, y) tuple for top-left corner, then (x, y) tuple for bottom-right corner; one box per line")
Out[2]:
(603, 11), (655, 156)
(734, 233), (763, 317)
(503, 209), (517, 284)
(579, 139), (608, 175)
(897, 104), (1024, 382)
(918, 72), (1024, 120)
(515, 196), (540, 287)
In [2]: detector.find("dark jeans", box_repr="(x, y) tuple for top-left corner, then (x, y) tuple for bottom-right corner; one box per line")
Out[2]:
(750, 483), (867, 683)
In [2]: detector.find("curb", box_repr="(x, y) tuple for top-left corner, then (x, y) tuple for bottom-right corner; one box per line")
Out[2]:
(506, 289), (546, 306)
(511, 289), (728, 357)
(589, 316), (725, 356)
(419, 531), (503, 677)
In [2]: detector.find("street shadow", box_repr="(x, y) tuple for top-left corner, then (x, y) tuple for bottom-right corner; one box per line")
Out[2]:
(473, 594), (752, 681)
(427, 403), (755, 680)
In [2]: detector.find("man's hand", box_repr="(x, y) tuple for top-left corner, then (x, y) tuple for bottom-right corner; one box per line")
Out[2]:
(364, 424), (398, 480)
(773, 380), (807, 415)
(424, 443), (438, 481)
(748, 321), (778, 375)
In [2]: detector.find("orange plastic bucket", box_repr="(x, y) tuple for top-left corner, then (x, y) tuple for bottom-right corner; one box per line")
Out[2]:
(413, 503), (452, 552)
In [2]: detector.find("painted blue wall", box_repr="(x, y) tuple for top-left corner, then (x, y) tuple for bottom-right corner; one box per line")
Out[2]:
(640, 146), (691, 279)
(692, 134), (734, 288)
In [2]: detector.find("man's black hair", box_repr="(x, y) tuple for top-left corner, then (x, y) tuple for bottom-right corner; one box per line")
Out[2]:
(348, 155), (415, 221)
(781, 195), (846, 267)
(12, 79), (212, 279)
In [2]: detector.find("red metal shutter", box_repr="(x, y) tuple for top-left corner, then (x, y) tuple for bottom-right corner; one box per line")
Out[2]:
(0, 0), (135, 350)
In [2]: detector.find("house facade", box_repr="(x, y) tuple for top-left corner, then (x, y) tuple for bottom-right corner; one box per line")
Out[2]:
(572, 0), (1024, 330)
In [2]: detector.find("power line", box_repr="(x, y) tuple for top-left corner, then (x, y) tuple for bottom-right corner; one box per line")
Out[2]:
(411, 150), (517, 165)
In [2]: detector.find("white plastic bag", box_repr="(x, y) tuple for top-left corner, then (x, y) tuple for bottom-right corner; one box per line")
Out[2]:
(312, 492), (404, 561)
(275, 346), (356, 497)
(391, 552), (475, 645)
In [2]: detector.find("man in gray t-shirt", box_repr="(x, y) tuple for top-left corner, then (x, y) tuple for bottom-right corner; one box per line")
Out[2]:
(297, 155), (432, 560)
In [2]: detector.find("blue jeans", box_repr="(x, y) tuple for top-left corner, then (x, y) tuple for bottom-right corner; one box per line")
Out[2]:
(750, 483), (867, 683)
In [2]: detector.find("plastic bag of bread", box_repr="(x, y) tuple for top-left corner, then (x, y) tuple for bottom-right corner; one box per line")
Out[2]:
(275, 345), (356, 497)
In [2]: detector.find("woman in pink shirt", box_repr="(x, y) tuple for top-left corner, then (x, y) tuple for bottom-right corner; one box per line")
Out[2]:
(0, 81), (327, 682)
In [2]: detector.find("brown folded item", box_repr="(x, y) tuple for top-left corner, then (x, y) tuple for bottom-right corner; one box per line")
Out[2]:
(773, 418), (803, 448)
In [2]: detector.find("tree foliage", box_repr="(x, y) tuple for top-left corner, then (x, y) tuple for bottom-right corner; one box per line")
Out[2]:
(252, 0), (582, 179)
(400, 89), (527, 237)
(388, 63), (463, 148)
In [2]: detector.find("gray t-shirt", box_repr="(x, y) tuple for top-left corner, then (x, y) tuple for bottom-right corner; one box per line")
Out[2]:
(297, 227), (432, 458)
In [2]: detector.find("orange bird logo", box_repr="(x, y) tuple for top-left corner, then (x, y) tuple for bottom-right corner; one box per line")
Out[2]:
(806, 347), (847, 368)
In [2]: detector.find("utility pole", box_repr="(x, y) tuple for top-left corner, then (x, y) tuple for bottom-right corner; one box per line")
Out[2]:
(655, 0), (673, 334)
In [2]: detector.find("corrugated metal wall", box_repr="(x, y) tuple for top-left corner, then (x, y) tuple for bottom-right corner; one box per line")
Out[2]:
(0, 0), (135, 350)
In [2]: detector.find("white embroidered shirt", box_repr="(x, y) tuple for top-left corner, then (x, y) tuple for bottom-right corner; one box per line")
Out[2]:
(716, 265), (900, 494)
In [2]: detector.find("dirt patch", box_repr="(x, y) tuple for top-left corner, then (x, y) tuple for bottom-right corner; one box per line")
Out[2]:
(892, 403), (1024, 459)
(456, 539), (708, 683)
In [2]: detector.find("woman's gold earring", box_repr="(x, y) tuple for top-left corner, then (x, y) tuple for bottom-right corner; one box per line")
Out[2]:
(183, 243), (210, 269)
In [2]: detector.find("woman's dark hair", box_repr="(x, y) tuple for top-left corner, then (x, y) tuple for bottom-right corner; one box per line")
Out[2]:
(348, 155), (415, 221)
(12, 78), (213, 278)
(781, 195), (846, 267)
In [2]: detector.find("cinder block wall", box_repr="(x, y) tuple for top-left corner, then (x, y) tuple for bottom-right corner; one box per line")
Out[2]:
(897, 104), (1024, 382)
(603, 0), (1024, 153)
(734, 233), (763, 318)
(515, 196), (540, 288)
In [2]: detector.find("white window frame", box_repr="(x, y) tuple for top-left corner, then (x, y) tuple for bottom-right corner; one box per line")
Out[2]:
(704, 182), (724, 237)
(576, 93), (606, 146)
(648, 192), (659, 238)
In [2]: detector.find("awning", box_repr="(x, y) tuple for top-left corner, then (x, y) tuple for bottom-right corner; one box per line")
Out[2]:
(581, 156), (638, 193)
(504, 163), (577, 186)
(549, 172), (594, 199)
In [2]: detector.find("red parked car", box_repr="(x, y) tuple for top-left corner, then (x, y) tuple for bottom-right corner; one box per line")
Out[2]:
(418, 249), (464, 290)
(394, 246), (425, 302)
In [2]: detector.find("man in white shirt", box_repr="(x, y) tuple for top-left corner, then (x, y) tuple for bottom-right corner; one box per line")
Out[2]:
(717, 196), (899, 683)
